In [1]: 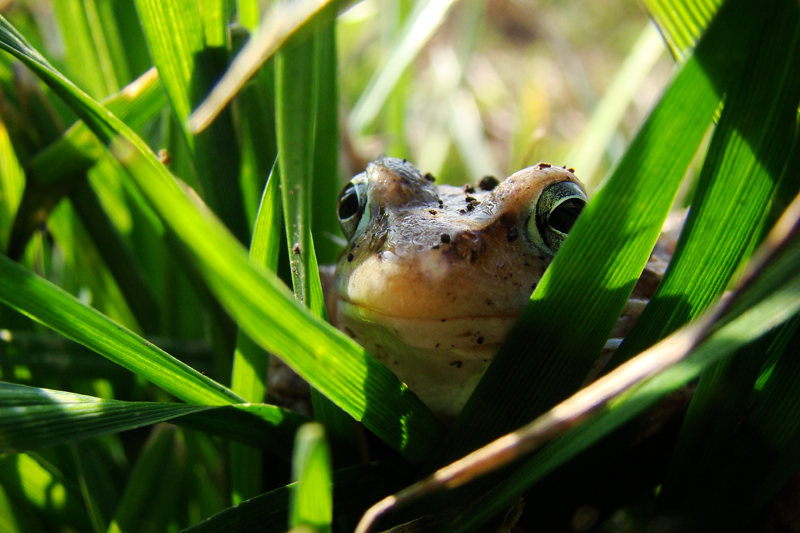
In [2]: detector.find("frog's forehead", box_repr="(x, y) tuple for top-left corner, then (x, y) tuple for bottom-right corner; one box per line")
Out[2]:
(366, 157), (439, 208)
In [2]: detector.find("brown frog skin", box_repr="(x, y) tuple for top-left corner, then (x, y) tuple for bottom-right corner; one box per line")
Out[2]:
(331, 157), (593, 420)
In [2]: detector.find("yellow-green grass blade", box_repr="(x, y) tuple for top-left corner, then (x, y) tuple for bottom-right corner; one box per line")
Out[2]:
(642, 0), (722, 60)
(7, 67), (165, 260)
(0, 255), (242, 405)
(180, 461), (406, 533)
(0, 481), (33, 533)
(348, 0), (461, 135)
(0, 15), (444, 460)
(133, 0), (248, 242)
(230, 167), (280, 503)
(609, 0), (800, 370)
(447, 187), (800, 533)
(276, 31), (357, 445)
(0, 112), (24, 250)
(0, 452), (91, 531)
(438, 0), (767, 465)
(290, 424), (332, 533)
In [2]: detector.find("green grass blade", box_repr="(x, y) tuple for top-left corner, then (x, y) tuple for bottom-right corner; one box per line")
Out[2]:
(0, 255), (242, 405)
(0, 381), (307, 456)
(0, 12), (443, 460)
(276, 31), (358, 446)
(439, 0), (765, 465)
(0, 113), (24, 250)
(0, 382), (212, 453)
(290, 424), (332, 533)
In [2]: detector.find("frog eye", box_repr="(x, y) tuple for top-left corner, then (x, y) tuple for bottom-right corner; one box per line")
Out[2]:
(337, 175), (369, 240)
(528, 181), (588, 254)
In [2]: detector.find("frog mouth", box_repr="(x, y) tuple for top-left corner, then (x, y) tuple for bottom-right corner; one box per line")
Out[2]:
(334, 298), (519, 352)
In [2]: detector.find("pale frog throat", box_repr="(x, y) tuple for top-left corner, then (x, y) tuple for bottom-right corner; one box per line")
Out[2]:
(331, 157), (589, 420)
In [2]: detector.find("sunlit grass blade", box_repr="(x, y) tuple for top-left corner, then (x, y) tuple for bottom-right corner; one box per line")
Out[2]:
(0, 382), (211, 453)
(0, 112), (24, 250)
(348, 0), (461, 135)
(290, 424), (332, 533)
(133, 0), (248, 242)
(188, 0), (353, 133)
(0, 255), (243, 405)
(438, 0), (766, 465)
(642, 0), (722, 60)
(7, 67), (164, 259)
(609, 0), (800, 369)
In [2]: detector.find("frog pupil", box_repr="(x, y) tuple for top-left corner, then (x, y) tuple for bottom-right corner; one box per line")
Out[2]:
(548, 198), (585, 234)
(338, 186), (361, 221)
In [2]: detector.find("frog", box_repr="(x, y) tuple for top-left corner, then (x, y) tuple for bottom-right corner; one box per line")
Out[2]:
(329, 157), (668, 420)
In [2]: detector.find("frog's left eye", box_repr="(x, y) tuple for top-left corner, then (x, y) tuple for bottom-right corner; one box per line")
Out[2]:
(529, 181), (587, 254)
(337, 176), (369, 240)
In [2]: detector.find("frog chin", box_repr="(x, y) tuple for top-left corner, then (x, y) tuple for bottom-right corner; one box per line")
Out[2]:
(335, 299), (517, 419)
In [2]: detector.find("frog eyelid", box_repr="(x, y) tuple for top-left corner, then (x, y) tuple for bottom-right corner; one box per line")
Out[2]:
(527, 180), (587, 255)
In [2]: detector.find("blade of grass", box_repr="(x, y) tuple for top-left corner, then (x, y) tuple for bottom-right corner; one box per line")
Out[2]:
(642, 0), (722, 60)
(290, 424), (332, 533)
(0, 254), (243, 405)
(0, 14), (444, 460)
(188, 0), (353, 132)
(608, 0), (800, 370)
(230, 166), (280, 503)
(276, 30), (357, 446)
(133, 0), (248, 242)
(180, 461), (406, 533)
(438, 0), (766, 466)
(348, 0), (462, 135)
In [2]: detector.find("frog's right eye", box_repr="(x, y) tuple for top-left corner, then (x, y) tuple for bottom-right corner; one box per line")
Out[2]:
(337, 176), (369, 240)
